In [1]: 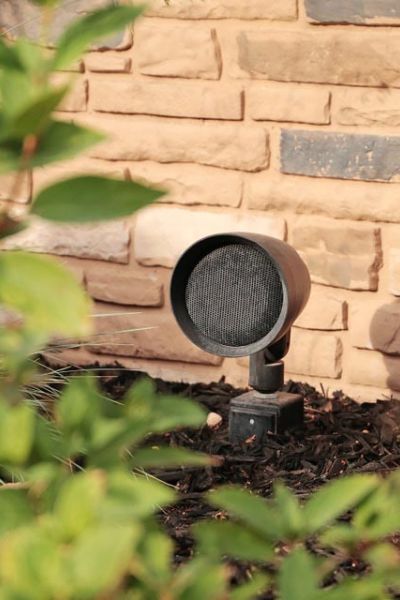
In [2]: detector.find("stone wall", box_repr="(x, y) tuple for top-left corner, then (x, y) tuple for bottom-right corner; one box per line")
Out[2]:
(3, 0), (400, 401)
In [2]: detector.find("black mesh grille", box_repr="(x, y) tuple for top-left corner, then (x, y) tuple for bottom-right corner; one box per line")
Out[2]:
(185, 243), (284, 347)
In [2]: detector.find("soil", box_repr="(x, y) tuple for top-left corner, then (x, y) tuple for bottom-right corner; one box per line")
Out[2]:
(98, 371), (400, 594)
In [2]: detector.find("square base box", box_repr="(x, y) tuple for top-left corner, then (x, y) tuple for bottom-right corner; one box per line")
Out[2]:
(229, 390), (304, 444)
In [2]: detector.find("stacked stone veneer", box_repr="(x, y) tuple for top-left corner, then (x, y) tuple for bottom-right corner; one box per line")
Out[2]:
(4, 0), (400, 401)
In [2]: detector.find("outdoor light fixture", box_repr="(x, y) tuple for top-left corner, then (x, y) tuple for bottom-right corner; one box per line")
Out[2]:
(170, 233), (311, 444)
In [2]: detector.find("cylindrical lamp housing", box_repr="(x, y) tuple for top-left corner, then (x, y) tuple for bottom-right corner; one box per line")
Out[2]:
(170, 232), (311, 358)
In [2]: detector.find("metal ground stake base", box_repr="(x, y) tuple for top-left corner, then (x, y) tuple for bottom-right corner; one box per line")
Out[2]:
(229, 390), (304, 444)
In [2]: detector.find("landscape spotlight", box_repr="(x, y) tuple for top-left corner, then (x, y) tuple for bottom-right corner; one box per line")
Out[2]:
(170, 233), (311, 444)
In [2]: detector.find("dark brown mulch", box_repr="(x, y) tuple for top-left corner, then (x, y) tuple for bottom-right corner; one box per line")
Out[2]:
(135, 378), (400, 567)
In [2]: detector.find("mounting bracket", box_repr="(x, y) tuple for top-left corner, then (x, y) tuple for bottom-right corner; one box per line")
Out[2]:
(229, 332), (304, 443)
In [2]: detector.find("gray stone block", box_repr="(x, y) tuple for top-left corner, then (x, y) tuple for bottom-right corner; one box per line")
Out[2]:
(0, 0), (125, 49)
(280, 130), (400, 182)
(305, 0), (400, 25)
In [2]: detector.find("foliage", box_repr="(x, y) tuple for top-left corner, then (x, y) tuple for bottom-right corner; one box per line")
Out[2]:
(195, 474), (400, 599)
(1, 2), (400, 599)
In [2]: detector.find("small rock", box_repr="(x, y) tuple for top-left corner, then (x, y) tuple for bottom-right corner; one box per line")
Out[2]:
(206, 412), (222, 429)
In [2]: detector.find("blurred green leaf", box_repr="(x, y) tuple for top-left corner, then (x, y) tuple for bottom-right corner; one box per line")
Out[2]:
(32, 176), (165, 223)
(274, 482), (303, 539)
(0, 39), (23, 71)
(52, 5), (144, 70)
(3, 86), (69, 140)
(0, 71), (34, 120)
(137, 529), (173, 586)
(278, 549), (318, 600)
(0, 527), (67, 597)
(195, 521), (274, 563)
(54, 472), (104, 540)
(132, 447), (211, 469)
(0, 121), (104, 175)
(13, 38), (46, 76)
(0, 214), (27, 239)
(0, 403), (35, 466)
(365, 543), (400, 573)
(101, 472), (175, 520)
(57, 375), (102, 434)
(230, 573), (270, 600)
(0, 489), (34, 535)
(69, 524), (140, 597)
(208, 486), (282, 541)
(316, 576), (387, 600)
(126, 379), (206, 433)
(303, 475), (379, 534)
(174, 559), (227, 600)
(0, 252), (91, 339)
(320, 524), (359, 549)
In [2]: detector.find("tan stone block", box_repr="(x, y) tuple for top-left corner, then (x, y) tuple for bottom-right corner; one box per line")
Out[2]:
(389, 249), (400, 296)
(285, 329), (342, 378)
(129, 162), (242, 208)
(134, 206), (286, 267)
(236, 30), (400, 87)
(2, 219), (130, 264)
(53, 75), (87, 112)
(292, 220), (382, 290)
(0, 171), (31, 203)
(83, 114), (269, 172)
(295, 286), (347, 330)
(85, 54), (131, 73)
(86, 264), (163, 306)
(146, 0), (297, 19)
(293, 222), (380, 256)
(348, 348), (400, 391)
(334, 88), (400, 127)
(351, 301), (400, 355)
(33, 158), (127, 195)
(135, 21), (221, 79)
(246, 174), (400, 223)
(89, 303), (223, 365)
(92, 79), (243, 120)
(248, 83), (330, 124)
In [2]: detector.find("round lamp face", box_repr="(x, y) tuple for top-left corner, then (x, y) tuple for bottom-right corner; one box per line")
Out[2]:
(171, 235), (289, 357)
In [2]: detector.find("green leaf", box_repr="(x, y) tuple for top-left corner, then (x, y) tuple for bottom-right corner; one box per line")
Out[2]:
(0, 39), (23, 71)
(0, 214), (27, 240)
(69, 523), (140, 597)
(0, 121), (104, 175)
(208, 486), (282, 541)
(0, 403), (35, 466)
(32, 176), (165, 223)
(0, 252), (91, 339)
(4, 86), (69, 140)
(0, 489), (34, 535)
(132, 447), (211, 469)
(278, 549), (318, 600)
(123, 379), (207, 439)
(54, 472), (104, 540)
(194, 521), (273, 563)
(52, 5), (144, 71)
(57, 376), (102, 434)
(315, 576), (387, 600)
(230, 573), (270, 600)
(274, 482), (303, 539)
(365, 543), (400, 573)
(137, 529), (173, 586)
(303, 474), (379, 534)
(0, 71), (34, 120)
(0, 527), (68, 597)
(101, 472), (175, 520)
(320, 524), (360, 549)
(174, 559), (227, 600)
